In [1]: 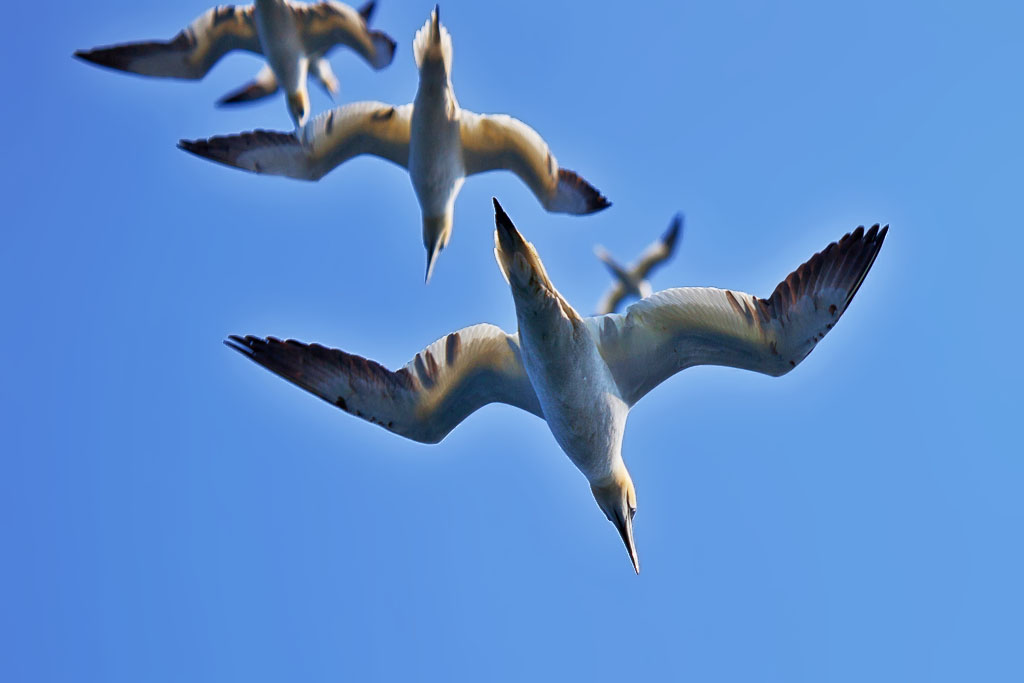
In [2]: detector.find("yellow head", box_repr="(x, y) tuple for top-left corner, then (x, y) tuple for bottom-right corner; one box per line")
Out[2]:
(287, 90), (310, 127)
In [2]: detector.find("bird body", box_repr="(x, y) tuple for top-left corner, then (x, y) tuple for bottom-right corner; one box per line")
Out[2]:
(179, 7), (610, 281)
(496, 214), (630, 486)
(74, 0), (396, 126)
(227, 200), (887, 573)
(253, 0), (309, 119)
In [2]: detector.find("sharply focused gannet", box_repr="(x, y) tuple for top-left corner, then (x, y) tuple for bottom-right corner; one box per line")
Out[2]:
(179, 6), (610, 282)
(74, 0), (396, 126)
(226, 200), (887, 573)
(595, 214), (683, 315)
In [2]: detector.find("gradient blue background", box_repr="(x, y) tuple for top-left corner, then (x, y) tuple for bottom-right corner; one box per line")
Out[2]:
(3, 0), (1022, 680)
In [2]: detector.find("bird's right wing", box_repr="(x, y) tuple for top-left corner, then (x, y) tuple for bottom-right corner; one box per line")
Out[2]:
(74, 6), (260, 79)
(592, 225), (887, 406)
(293, 1), (397, 69)
(460, 112), (610, 214)
(632, 214), (683, 281)
(178, 101), (413, 180)
(226, 324), (543, 444)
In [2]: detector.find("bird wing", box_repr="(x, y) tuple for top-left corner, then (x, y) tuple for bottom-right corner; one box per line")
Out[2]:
(226, 324), (543, 444)
(595, 247), (634, 284)
(591, 225), (887, 406)
(178, 101), (413, 180)
(595, 282), (630, 317)
(631, 213), (683, 281)
(217, 64), (279, 105)
(460, 111), (610, 215)
(592, 247), (634, 315)
(74, 6), (260, 79)
(293, 1), (396, 69)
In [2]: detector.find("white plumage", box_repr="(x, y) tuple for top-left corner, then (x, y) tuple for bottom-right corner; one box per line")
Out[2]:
(227, 201), (887, 573)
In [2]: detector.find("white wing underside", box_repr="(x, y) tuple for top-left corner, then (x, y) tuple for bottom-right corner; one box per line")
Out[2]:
(459, 111), (610, 214)
(591, 225), (887, 406)
(75, 6), (260, 79)
(179, 101), (413, 179)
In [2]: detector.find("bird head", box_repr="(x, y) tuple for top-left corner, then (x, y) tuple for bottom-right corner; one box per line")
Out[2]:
(591, 467), (640, 574)
(287, 90), (310, 127)
(423, 213), (453, 283)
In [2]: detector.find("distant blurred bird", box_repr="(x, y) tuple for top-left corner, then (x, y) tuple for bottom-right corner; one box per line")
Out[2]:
(595, 214), (683, 315)
(179, 6), (610, 282)
(226, 199), (887, 574)
(74, 0), (396, 126)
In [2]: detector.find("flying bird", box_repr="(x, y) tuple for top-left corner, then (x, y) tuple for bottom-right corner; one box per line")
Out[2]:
(226, 199), (887, 574)
(179, 6), (610, 282)
(595, 214), (683, 315)
(74, 0), (396, 126)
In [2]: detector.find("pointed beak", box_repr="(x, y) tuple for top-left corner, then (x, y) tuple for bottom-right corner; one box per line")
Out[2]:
(431, 5), (440, 39)
(612, 509), (640, 575)
(424, 241), (443, 283)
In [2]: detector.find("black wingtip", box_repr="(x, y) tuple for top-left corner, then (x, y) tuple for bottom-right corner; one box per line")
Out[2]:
(557, 168), (611, 214)
(663, 213), (684, 247)
(73, 48), (105, 67)
(216, 82), (272, 107)
(224, 336), (253, 356)
(358, 0), (377, 23)
(72, 45), (135, 72)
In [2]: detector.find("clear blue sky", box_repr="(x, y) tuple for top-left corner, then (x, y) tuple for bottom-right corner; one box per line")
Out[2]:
(3, 0), (1022, 680)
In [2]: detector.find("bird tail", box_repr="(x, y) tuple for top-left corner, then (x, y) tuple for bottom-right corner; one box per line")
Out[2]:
(492, 198), (582, 322)
(413, 6), (452, 71)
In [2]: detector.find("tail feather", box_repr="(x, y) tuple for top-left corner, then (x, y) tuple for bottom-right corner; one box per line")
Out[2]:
(492, 200), (552, 290)
(492, 198), (582, 321)
(413, 7), (452, 70)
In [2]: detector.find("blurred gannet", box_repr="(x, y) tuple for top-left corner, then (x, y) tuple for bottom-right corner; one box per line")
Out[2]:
(225, 199), (887, 573)
(595, 213), (683, 315)
(74, 0), (396, 126)
(179, 6), (610, 282)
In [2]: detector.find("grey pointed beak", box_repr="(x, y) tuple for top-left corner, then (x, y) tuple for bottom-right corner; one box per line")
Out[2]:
(431, 5), (440, 39)
(424, 241), (443, 283)
(612, 509), (640, 575)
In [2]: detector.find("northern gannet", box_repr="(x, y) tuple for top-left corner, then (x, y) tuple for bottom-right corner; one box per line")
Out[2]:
(74, 0), (396, 126)
(595, 214), (683, 315)
(179, 6), (610, 282)
(225, 200), (887, 573)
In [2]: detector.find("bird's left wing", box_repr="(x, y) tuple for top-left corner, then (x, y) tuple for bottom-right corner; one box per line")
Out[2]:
(74, 6), (260, 80)
(179, 101), (413, 180)
(591, 225), (887, 406)
(226, 323), (542, 444)
(632, 214), (683, 281)
(460, 112), (610, 215)
(593, 247), (633, 315)
(595, 283), (629, 317)
(293, 1), (396, 69)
